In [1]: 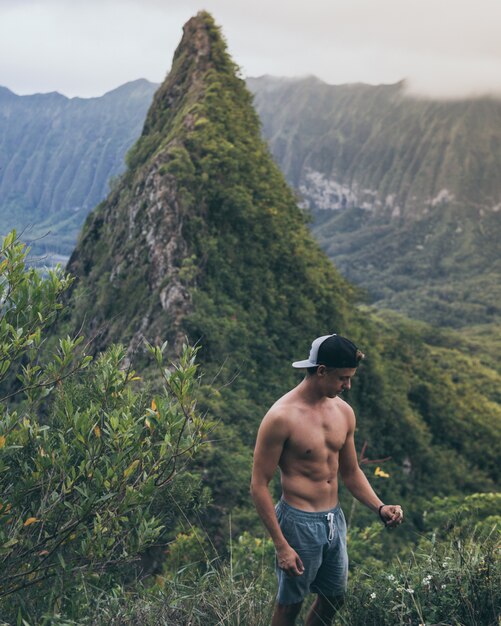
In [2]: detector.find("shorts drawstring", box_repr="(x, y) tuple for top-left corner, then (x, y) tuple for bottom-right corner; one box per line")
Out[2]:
(326, 512), (335, 541)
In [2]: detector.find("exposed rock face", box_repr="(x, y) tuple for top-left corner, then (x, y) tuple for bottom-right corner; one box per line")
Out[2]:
(249, 76), (501, 221)
(65, 15), (217, 355)
(68, 166), (192, 356)
(124, 164), (191, 354)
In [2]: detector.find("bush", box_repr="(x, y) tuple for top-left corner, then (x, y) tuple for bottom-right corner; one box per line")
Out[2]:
(0, 233), (212, 622)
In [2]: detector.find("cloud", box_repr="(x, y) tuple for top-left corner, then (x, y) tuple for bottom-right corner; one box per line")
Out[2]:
(1, 0), (501, 98)
(0, 0), (187, 96)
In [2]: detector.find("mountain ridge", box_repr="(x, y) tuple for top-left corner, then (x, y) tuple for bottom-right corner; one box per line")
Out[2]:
(2, 74), (501, 328)
(0, 78), (158, 263)
(250, 76), (501, 216)
(64, 12), (353, 362)
(249, 75), (501, 326)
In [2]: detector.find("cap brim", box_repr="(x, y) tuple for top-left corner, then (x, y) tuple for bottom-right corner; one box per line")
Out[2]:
(292, 359), (317, 368)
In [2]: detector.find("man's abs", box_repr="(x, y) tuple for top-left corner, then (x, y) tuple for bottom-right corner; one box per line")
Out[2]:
(280, 466), (340, 512)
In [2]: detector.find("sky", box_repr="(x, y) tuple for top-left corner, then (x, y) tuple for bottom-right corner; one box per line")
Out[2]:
(1, 0), (501, 99)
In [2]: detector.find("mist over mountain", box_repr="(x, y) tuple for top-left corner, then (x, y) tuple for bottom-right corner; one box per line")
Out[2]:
(249, 76), (501, 215)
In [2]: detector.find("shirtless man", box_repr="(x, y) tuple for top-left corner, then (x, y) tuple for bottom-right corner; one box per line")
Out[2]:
(251, 334), (403, 626)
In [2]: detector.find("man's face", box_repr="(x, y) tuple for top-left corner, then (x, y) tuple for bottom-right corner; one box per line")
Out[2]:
(319, 366), (357, 397)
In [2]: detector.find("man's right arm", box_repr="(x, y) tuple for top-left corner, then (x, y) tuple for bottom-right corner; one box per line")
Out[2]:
(250, 410), (304, 577)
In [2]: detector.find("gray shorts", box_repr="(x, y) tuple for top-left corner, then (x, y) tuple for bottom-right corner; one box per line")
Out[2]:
(275, 499), (348, 605)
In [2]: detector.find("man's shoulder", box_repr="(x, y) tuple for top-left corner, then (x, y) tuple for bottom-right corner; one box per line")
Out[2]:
(257, 401), (297, 443)
(333, 396), (356, 419)
(265, 397), (299, 422)
(263, 391), (303, 426)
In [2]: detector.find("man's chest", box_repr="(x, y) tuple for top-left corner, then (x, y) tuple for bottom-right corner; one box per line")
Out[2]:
(286, 413), (348, 460)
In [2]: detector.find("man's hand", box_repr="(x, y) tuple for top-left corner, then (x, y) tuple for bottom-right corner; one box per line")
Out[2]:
(277, 544), (305, 576)
(379, 504), (404, 528)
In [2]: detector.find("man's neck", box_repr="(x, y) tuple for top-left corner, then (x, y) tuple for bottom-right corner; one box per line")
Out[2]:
(296, 377), (329, 405)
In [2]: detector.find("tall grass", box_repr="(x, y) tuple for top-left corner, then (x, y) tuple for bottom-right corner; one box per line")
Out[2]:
(340, 526), (500, 626)
(40, 523), (498, 626)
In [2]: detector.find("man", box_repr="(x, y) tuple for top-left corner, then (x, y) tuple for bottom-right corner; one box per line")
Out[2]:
(250, 334), (403, 626)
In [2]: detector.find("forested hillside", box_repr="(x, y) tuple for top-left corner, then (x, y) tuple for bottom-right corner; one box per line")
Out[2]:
(249, 76), (501, 327)
(2, 73), (501, 329)
(0, 79), (157, 262)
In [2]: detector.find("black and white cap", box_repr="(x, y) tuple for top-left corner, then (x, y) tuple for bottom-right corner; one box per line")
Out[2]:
(292, 334), (361, 369)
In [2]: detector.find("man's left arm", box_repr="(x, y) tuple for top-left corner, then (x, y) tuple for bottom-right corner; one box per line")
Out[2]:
(339, 408), (403, 528)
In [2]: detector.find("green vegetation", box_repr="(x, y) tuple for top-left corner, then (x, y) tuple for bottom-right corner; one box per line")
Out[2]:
(249, 76), (501, 329)
(1, 11), (499, 624)
(342, 492), (500, 626)
(0, 235), (211, 622)
(311, 208), (501, 329)
(0, 80), (157, 262)
(4, 491), (494, 625)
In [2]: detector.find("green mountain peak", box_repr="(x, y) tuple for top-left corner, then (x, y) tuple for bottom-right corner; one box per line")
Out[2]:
(65, 13), (353, 372)
(134, 12), (237, 155)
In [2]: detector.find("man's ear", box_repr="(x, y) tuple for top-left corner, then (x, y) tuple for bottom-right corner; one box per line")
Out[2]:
(317, 365), (327, 377)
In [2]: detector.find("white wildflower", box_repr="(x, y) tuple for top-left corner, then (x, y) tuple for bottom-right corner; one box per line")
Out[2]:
(387, 574), (396, 581)
(441, 584), (446, 589)
(406, 588), (414, 594)
(370, 592), (376, 599)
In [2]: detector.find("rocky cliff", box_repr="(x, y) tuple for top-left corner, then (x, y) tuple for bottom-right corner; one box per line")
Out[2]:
(249, 76), (501, 219)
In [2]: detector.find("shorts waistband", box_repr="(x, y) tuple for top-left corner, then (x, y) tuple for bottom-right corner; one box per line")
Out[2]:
(278, 497), (342, 521)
